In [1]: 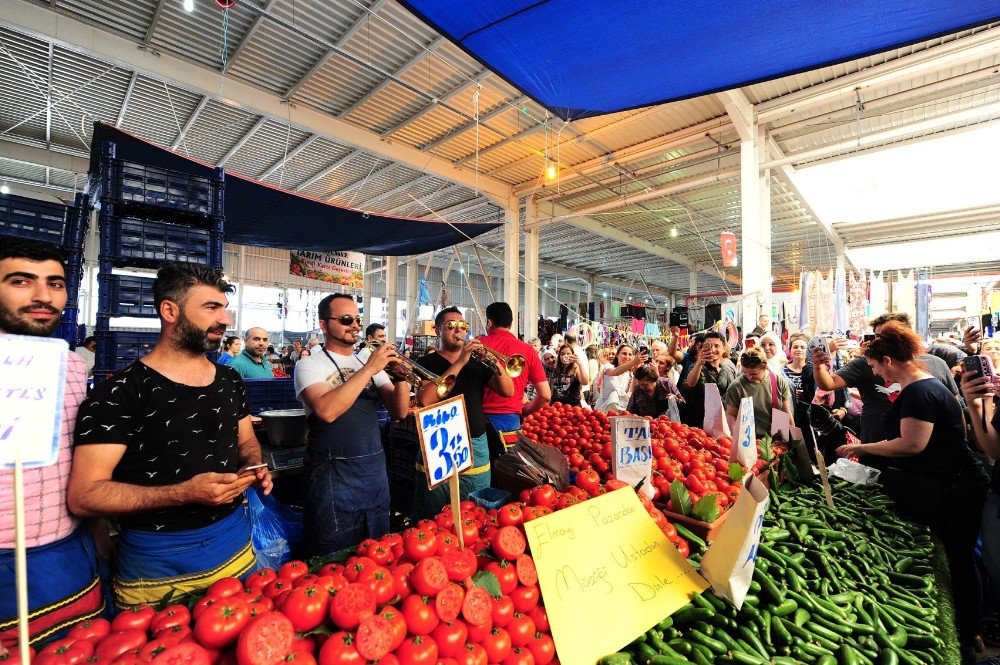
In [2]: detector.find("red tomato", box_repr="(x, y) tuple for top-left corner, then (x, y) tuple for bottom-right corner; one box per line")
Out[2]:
(502, 647), (535, 665)
(515, 555), (537, 586)
(282, 652), (316, 665)
(67, 618), (112, 643)
(206, 577), (244, 599)
(434, 583), (465, 623)
(378, 607), (407, 652)
(496, 505), (523, 527)
(343, 557), (377, 583)
(481, 628), (512, 664)
(527, 633), (555, 665)
(38, 639), (94, 665)
(150, 605), (191, 634)
(138, 638), (174, 663)
(154, 625), (192, 648)
(402, 529), (437, 561)
(360, 567), (395, 606)
(400, 594), (438, 635)
(95, 630), (148, 661)
(432, 621), (469, 659)
(282, 584), (330, 632)
(235, 612), (293, 665)
(391, 562), (414, 601)
(192, 600), (251, 650)
(460, 586), (492, 627)
(354, 615), (393, 661)
(505, 613), (536, 648)
(394, 636), (437, 665)
(312, 574), (348, 597)
(410, 557), (448, 596)
(243, 569), (277, 592)
(491, 526), (527, 561)
(491, 595), (514, 628)
(484, 560), (518, 595)
(459, 519), (480, 544)
(328, 583), (376, 631)
(441, 548), (477, 582)
(150, 643), (210, 665)
(509, 585), (540, 614)
(454, 643), (487, 665)
(317, 563), (345, 578)
(528, 485), (556, 508)
(111, 605), (156, 633)
(575, 469), (601, 493)
(436, 533), (460, 554)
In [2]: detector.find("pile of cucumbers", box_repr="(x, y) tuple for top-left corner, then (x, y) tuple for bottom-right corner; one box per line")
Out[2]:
(602, 479), (954, 665)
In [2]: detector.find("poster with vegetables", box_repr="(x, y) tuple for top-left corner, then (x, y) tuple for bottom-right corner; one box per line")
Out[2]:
(289, 250), (364, 288)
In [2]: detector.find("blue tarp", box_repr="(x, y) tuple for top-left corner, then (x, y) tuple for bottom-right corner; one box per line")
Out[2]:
(88, 123), (501, 255)
(398, 1), (1000, 120)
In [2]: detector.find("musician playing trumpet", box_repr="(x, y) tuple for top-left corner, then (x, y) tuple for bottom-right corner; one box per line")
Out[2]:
(411, 307), (514, 519)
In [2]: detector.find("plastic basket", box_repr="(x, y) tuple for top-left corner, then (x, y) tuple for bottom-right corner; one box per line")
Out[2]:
(105, 160), (223, 218)
(0, 193), (68, 246)
(55, 307), (80, 349)
(64, 194), (90, 249)
(94, 330), (159, 373)
(65, 249), (84, 305)
(469, 487), (512, 510)
(100, 273), (158, 318)
(99, 215), (222, 268)
(243, 378), (300, 415)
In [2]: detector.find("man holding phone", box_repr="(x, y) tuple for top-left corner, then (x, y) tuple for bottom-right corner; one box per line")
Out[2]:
(68, 263), (272, 608)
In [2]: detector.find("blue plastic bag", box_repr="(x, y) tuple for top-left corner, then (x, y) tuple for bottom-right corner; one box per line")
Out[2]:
(246, 487), (303, 570)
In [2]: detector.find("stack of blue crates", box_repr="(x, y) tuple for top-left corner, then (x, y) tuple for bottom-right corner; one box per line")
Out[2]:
(94, 141), (225, 379)
(0, 191), (89, 349)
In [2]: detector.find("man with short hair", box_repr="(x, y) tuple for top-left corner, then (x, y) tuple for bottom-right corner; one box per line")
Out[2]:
(813, 312), (958, 443)
(229, 327), (274, 378)
(75, 335), (97, 375)
(480, 302), (550, 459)
(357, 323), (387, 363)
(294, 295), (410, 554)
(68, 262), (271, 608)
(0, 239), (106, 645)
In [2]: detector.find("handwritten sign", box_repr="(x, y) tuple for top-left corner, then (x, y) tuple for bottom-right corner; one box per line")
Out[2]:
(0, 335), (67, 468)
(526, 487), (707, 664)
(699, 474), (770, 609)
(610, 416), (654, 498)
(729, 396), (757, 468)
(414, 395), (473, 490)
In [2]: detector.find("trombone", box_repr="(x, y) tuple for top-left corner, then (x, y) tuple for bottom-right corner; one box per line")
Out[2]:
(471, 344), (527, 378)
(368, 342), (456, 398)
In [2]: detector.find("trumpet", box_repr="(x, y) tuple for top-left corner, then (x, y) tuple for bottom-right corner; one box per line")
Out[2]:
(368, 342), (456, 398)
(471, 344), (527, 378)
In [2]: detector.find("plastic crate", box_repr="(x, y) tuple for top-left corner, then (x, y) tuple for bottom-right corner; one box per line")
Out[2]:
(470, 487), (511, 510)
(100, 273), (158, 318)
(55, 307), (79, 349)
(99, 215), (223, 268)
(244, 378), (300, 415)
(94, 330), (159, 373)
(65, 249), (84, 305)
(64, 193), (90, 249)
(102, 156), (224, 218)
(0, 193), (68, 246)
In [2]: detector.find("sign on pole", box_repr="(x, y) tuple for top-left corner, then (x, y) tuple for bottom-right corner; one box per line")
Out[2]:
(610, 416), (654, 498)
(414, 395), (474, 490)
(729, 396), (757, 468)
(525, 487), (708, 665)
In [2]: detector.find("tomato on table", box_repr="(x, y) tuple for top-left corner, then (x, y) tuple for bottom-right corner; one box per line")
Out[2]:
(434, 583), (466, 623)
(94, 630), (148, 661)
(151, 605), (191, 634)
(400, 594), (439, 635)
(67, 618), (111, 643)
(354, 615), (394, 661)
(491, 526), (526, 561)
(193, 599), (251, 649)
(111, 605), (156, 633)
(328, 582), (376, 631)
(281, 584), (330, 632)
(235, 612), (293, 665)
(410, 556), (448, 596)
(394, 636), (438, 665)
(206, 577), (244, 599)
(432, 621), (469, 659)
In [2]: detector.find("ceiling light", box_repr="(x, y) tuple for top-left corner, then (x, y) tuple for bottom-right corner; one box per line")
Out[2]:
(669, 225), (679, 238)
(545, 162), (557, 181)
(0, 183), (8, 195)
(183, 0), (195, 12)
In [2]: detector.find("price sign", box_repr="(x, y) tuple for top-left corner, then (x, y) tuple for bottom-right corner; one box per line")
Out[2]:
(610, 416), (653, 498)
(414, 395), (473, 490)
(525, 487), (708, 664)
(0, 334), (67, 468)
(729, 396), (757, 468)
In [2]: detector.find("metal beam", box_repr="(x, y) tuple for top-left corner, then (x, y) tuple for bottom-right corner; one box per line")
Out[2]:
(327, 163), (400, 201)
(717, 89), (755, 143)
(339, 36), (445, 118)
(419, 197), (494, 220)
(382, 73), (489, 137)
(221, 0), (280, 75)
(258, 134), (318, 180)
(170, 95), (208, 149)
(295, 150), (357, 192)
(115, 71), (138, 127)
(282, 0), (389, 100)
(420, 95), (527, 151)
(142, 0), (167, 46)
(1, 0), (512, 205)
(45, 42), (53, 146)
(0, 137), (92, 173)
(454, 119), (545, 166)
(384, 182), (464, 214)
(355, 173), (436, 209)
(216, 115), (267, 167)
(757, 25), (1000, 124)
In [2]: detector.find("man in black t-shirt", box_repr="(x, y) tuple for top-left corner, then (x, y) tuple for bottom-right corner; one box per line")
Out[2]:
(68, 262), (272, 607)
(410, 307), (513, 519)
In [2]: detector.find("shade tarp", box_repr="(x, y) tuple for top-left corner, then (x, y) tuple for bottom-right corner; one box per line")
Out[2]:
(88, 123), (501, 255)
(398, 1), (1000, 120)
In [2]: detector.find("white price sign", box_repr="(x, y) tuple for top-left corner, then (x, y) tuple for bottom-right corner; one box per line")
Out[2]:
(0, 334), (67, 468)
(610, 416), (654, 498)
(729, 396), (758, 469)
(414, 395), (473, 490)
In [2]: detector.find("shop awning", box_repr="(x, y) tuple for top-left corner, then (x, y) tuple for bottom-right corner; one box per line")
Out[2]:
(88, 123), (501, 256)
(398, 1), (1000, 120)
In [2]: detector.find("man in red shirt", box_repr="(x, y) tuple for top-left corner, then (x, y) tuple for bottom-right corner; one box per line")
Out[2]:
(480, 302), (550, 460)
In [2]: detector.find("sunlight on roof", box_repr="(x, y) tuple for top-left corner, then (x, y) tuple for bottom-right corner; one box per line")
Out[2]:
(791, 122), (1000, 225)
(846, 232), (1000, 269)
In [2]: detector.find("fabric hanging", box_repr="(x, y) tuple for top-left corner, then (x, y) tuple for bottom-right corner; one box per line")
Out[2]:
(816, 270), (835, 333)
(631, 318), (646, 334)
(645, 322), (660, 337)
(798, 272), (811, 333)
(807, 270), (822, 334)
(833, 266), (849, 337)
(967, 286), (984, 318)
(915, 283), (932, 338)
(848, 271), (868, 337)
(611, 301), (621, 318)
(868, 271), (887, 318)
(894, 270), (916, 321)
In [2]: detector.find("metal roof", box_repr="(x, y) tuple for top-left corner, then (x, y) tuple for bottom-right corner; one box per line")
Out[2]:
(1, 0), (999, 296)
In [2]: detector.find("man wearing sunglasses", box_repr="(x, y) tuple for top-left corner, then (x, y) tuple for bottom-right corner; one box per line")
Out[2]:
(294, 294), (411, 554)
(411, 306), (514, 519)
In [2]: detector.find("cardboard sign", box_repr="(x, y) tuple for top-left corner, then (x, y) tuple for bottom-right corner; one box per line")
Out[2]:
(0, 335), (67, 468)
(610, 416), (654, 498)
(729, 397), (757, 468)
(699, 474), (770, 609)
(525, 488), (708, 665)
(414, 395), (473, 490)
(702, 383), (730, 438)
(770, 409), (791, 442)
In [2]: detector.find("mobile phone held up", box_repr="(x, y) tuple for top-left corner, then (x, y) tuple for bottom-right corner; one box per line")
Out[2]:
(807, 335), (829, 358)
(963, 355), (999, 389)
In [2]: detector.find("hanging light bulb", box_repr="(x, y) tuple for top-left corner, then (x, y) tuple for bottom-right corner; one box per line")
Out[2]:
(0, 182), (8, 195)
(545, 162), (557, 181)
(183, 0), (195, 11)
(669, 225), (679, 238)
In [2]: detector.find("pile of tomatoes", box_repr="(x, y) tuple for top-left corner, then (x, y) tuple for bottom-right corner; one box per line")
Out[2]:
(521, 403), (785, 514)
(8, 479), (686, 665)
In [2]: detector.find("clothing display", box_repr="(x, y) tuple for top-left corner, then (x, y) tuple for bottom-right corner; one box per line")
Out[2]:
(816, 270), (835, 333)
(798, 271), (811, 333)
(833, 266), (848, 337)
(868, 270), (888, 317)
(916, 282), (932, 338)
(894, 270), (916, 321)
(848, 270), (868, 336)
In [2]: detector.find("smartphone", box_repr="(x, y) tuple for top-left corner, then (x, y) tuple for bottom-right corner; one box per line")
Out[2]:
(807, 335), (829, 357)
(862, 333), (876, 343)
(963, 355), (999, 387)
(238, 463), (268, 476)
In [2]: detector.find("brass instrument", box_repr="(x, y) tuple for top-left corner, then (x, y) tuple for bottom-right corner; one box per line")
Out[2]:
(472, 344), (527, 378)
(368, 342), (456, 398)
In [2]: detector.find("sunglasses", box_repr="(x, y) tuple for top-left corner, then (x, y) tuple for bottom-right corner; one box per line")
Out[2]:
(740, 353), (766, 368)
(327, 315), (363, 326)
(443, 320), (471, 331)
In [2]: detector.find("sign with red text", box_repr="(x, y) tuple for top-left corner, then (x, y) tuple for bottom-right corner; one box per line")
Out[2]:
(290, 250), (364, 288)
(0, 334), (66, 468)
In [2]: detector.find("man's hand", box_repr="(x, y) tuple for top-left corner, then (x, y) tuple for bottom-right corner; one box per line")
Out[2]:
(182, 472), (256, 505)
(829, 338), (849, 352)
(811, 347), (832, 367)
(835, 442), (865, 459)
(832, 407), (847, 420)
(244, 465), (274, 496)
(460, 339), (484, 365)
(961, 370), (993, 403)
(366, 342), (400, 374)
(964, 326), (982, 353)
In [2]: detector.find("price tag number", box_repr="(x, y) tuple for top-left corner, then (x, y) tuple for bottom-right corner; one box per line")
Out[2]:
(421, 404), (471, 482)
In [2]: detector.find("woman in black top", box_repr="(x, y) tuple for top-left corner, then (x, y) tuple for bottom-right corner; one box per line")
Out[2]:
(838, 322), (988, 660)
(550, 343), (584, 407)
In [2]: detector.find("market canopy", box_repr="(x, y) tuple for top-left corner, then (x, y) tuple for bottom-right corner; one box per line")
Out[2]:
(88, 123), (501, 256)
(398, 1), (1000, 120)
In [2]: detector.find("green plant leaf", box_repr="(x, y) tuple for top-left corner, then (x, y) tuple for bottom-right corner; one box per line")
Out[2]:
(691, 494), (720, 523)
(471, 571), (502, 597)
(729, 462), (745, 483)
(670, 479), (693, 516)
(759, 435), (774, 462)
